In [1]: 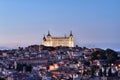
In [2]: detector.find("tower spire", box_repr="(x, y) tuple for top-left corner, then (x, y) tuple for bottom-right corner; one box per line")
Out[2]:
(70, 31), (73, 36)
(43, 35), (46, 41)
(47, 30), (51, 36)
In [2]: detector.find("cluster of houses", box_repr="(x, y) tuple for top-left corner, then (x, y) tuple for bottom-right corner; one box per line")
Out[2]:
(0, 45), (120, 80)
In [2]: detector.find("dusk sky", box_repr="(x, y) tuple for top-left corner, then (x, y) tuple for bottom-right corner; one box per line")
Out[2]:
(0, 0), (120, 50)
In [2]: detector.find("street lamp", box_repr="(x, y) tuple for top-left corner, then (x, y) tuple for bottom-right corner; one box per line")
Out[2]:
(118, 64), (120, 67)
(111, 63), (114, 66)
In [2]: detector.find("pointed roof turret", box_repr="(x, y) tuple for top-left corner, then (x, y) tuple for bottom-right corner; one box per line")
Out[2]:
(43, 35), (46, 41)
(47, 31), (51, 36)
(70, 31), (73, 36)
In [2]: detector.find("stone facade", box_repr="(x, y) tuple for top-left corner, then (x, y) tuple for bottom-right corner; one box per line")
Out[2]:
(42, 31), (74, 47)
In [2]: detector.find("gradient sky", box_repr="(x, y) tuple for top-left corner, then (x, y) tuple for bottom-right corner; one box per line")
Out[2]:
(0, 0), (120, 50)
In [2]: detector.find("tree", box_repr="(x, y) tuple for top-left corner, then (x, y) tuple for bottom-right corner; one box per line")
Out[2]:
(83, 60), (90, 66)
(108, 68), (112, 77)
(91, 51), (99, 60)
(106, 49), (118, 63)
(99, 51), (107, 60)
(103, 67), (107, 76)
(91, 50), (106, 60)
(98, 69), (102, 77)
(91, 65), (99, 77)
(16, 63), (24, 71)
(25, 64), (32, 72)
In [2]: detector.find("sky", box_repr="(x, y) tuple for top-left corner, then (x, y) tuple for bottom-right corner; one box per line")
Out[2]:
(0, 0), (120, 50)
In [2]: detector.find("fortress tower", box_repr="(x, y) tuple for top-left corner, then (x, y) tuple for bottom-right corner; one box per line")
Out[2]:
(42, 31), (74, 47)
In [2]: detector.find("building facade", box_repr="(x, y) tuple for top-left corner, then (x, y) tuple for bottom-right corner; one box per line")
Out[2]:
(42, 31), (74, 47)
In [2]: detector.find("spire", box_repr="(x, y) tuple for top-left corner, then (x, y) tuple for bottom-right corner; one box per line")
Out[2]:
(47, 30), (51, 36)
(43, 35), (46, 41)
(70, 31), (73, 36)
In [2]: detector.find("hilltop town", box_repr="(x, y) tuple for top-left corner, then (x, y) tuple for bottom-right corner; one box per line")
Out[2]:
(0, 45), (120, 80)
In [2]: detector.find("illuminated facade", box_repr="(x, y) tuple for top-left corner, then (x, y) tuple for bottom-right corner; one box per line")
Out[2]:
(42, 31), (74, 47)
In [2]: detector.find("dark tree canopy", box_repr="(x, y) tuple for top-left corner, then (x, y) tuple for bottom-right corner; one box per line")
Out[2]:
(106, 49), (118, 63)
(91, 49), (118, 63)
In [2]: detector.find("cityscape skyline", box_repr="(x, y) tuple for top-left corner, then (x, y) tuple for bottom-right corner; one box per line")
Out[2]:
(0, 0), (120, 51)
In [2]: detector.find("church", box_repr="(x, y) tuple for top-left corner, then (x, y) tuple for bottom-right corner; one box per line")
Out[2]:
(42, 31), (74, 47)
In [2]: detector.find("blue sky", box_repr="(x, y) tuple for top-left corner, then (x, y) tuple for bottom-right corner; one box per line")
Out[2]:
(0, 0), (120, 50)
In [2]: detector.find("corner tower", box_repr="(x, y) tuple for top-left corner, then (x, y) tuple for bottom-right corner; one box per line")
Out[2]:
(69, 31), (74, 47)
(46, 31), (52, 46)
